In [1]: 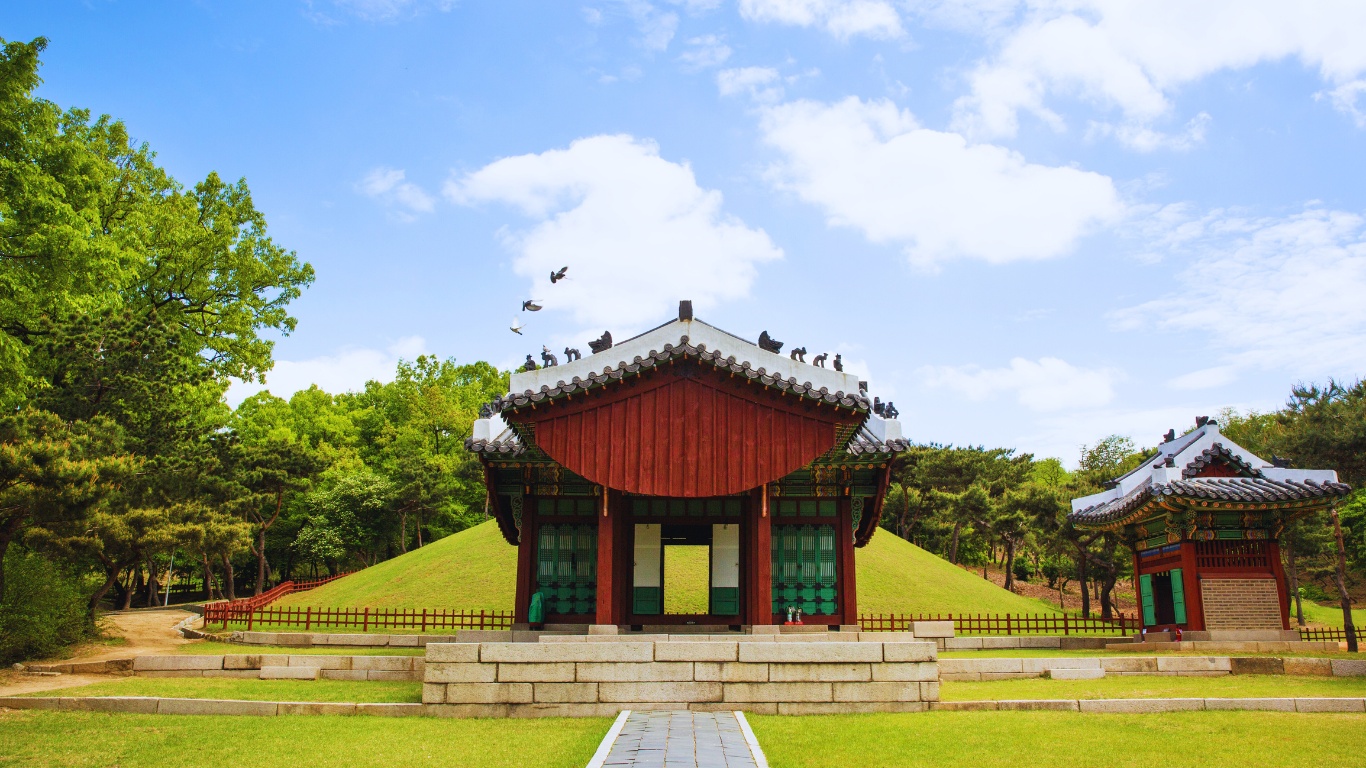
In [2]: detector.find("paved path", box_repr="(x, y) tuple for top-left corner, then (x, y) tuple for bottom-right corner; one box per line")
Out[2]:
(592, 710), (764, 768)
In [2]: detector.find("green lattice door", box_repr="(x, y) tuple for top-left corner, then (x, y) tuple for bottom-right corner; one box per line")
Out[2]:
(771, 524), (838, 617)
(536, 523), (597, 616)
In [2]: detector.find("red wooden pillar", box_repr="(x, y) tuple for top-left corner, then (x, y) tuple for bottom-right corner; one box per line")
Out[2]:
(514, 498), (536, 624)
(595, 488), (616, 626)
(753, 485), (773, 625)
(1130, 548), (1141, 624)
(1179, 541), (1205, 631)
(1268, 540), (1291, 630)
(839, 496), (858, 626)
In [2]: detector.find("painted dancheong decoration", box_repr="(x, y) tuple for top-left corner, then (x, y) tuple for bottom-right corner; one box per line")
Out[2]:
(1069, 417), (1351, 634)
(467, 301), (907, 628)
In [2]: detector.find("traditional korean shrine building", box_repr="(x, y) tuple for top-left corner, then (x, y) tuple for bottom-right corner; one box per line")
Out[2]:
(1069, 419), (1350, 633)
(466, 302), (907, 629)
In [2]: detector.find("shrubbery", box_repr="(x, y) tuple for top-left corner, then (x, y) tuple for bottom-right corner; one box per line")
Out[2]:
(0, 549), (93, 665)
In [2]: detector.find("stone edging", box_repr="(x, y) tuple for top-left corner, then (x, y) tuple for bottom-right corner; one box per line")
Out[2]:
(585, 710), (632, 768)
(941, 656), (1366, 681)
(4, 696), (1364, 717)
(131, 654), (422, 681)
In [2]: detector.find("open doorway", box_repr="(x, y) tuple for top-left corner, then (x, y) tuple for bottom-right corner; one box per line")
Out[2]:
(632, 522), (741, 618)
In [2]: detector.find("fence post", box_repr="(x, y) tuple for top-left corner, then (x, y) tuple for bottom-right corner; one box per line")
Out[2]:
(1006, 614), (1012, 636)
(305, 607), (312, 632)
(422, 608), (427, 633)
(247, 606), (254, 631)
(1064, 613), (1069, 636)
(363, 606), (370, 633)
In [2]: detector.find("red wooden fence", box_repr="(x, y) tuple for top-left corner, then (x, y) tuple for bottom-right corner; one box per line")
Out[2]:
(1298, 626), (1357, 643)
(859, 612), (1141, 635)
(202, 572), (350, 625)
(207, 606), (514, 632)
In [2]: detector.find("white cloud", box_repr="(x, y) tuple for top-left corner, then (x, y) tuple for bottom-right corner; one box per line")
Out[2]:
(1168, 366), (1237, 391)
(356, 167), (435, 221)
(228, 337), (429, 406)
(1086, 112), (1212, 153)
(952, 1), (1366, 142)
(920, 357), (1122, 412)
(1321, 80), (1366, 128)
(445, 134), (783, 330)
(678, 34), (732, 71)
(617, 0), (679, 51)
(738, 0), (903, 40)
(1113, 207), (1366, 377)
(717, 66), (784, 103)
(757, 96), (1124, 267)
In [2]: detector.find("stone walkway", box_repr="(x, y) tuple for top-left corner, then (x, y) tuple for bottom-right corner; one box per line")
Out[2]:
(594, 710), (764, 768)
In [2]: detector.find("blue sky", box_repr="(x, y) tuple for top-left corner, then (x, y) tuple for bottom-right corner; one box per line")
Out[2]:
(10, 1), (1366, 464)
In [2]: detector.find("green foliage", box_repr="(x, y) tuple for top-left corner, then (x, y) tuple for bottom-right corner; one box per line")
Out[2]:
(0, 548), (92, 665)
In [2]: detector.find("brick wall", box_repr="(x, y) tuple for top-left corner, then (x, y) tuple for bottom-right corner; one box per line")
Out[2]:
(1200, 578), (1282, 630)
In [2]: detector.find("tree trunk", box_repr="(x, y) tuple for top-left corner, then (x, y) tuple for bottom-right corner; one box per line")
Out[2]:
(949, 521), (962, 564)
(201, 552), (216, 601)
(1099, 570), (1116, 620)
(145, 556), (161, 607)
(0, 514), (25, 603)
(897, 485), (910, 540)
(123, 566), (142, 610)
(417, 511), (424, 548)
(399, 511), (408, 554)
(1076, 544), (1091, 618)
(222, 554), (237, 601)
(1329, 506), (1358, 653)
(88, 555), (120, 622)
(1004, 540), (1016, 592)
(1286, 536), (1305, 627)
(253, 488), (285, 596)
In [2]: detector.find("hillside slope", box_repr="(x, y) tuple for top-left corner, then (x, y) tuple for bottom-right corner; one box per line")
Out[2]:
(279, 521), (1055, 615)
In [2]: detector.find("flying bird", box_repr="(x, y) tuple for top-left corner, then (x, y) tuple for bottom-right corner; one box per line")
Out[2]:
(510, 318), (525, 335)
(522, 300), (543, 312)
(550, 266), (569, 283)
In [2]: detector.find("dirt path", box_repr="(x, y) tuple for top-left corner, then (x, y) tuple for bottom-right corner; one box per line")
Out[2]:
(0, 608), (199, 698)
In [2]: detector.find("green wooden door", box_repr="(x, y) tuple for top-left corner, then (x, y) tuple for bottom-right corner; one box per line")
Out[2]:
(1169, 568), (1187, 625)
(1139, 573), (1156, 626)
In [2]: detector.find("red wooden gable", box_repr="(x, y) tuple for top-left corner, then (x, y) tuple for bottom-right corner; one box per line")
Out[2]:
(1191, 461), (1242, 478)
(513, 365), (861, 497)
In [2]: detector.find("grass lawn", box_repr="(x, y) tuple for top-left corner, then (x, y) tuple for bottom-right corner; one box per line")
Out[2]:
(0, 710), (608, 768)
(173, 641), (424, 656)
(24, 677), (421, 703)
(270, 520), (1055, 616)
(940, 648), (1355, 658)
(941, 675), (1366, 701)
(748, 711), (1366, 768)
(1300, 600), (1366, 628)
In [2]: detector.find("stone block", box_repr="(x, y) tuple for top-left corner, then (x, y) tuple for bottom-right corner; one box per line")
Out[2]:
(911, 621), (955, 638)
(488, 662), (571, 683)
(532, 683), (599, 703)
(287, 655), (349, 670)
(598, 682), (722, 703)
(443, 683), (534, 704)
(769, 663), (871, 682)
(431, 703), (516, 718)
(237, 632), (279, 644)
(941, 673), (982, 682)
(1230, 657), (1284, 676)
(1204, 698), (1295, 711)
(1102, 657), (1158, 674)
(941, 658), (1023, 675)
(881, 642), (937, 662)
(1078, 698), (1204, 713)
(202, 670), (262, 679)
(1045, 668), (1105, 680)
(137, 671), (203, 678)
(576, 661), (693, 682)
(270, 633), (315, 647)
(723, 682), (832, 703)
(871, 663), (938, 682)
(367, 670), (420, 681)
(424, 643), (482, 663)
(506, 703), (622, 718)
(355, 703), (426, 717)
(223, 655), (262, 670)
(920, 682), (939, 701)
(857, 632), (918, 642)
(423, 662), (491, 683)
(692, 702), (779, 715)
(351, 656), (414, 672)
(259, 655), (290, 667)
(0, 697), (60, 710)
(1156, 657), (1232, 673)
(386, 634), (423, 647)
(997, 699), (1078, 711)
(777, 702), (925, 715)
(833, 682), (922, 702)
(455, 630), (513, 643)
(279, 702), (357, 716)
(694, 662), (770, 682)
(587, 624), (618, 635)
(1022, 658), (1100, 674)
(929, 701), (998, 711)
(738, 642), (881, 664)
(589, 634), (670, 643)
(1295, 698), (1366, 712)
(654, 642), (739, 662)
(943, 638), (984, 650)
(157, 698), (280, 716)
(1284, 658), (1334, 676)
(981, 637), (1022, 649)
(422, 683), (446, 704)
(750, 625), (781, 634)
(316, 634), (387, 646)
(537, 636), (586, 643)
(1331, 659), (1366, 677)
(481, 642), (654, 663)
(260, 666), (319, 680)
(1020, 637), (1062, 648)
(320, 670), (369, 681)
(133, 655), (223, 671)
(66, 697), (160, 714)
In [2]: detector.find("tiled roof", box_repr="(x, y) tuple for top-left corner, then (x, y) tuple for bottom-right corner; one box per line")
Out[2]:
(1182, 443), (1260, 479)
(465, 433), (526, 457)
(1069, 476), (1351, 529)
(490, 335), (871, 415)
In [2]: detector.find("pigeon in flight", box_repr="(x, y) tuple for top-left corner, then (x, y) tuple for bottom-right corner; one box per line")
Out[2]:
(522, 300), (543, 312)
(510, 318), (525, 335)
(550, 266), (569, 283)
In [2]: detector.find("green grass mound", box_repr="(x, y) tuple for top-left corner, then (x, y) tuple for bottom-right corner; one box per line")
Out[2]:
(278, 520), (1054, 615)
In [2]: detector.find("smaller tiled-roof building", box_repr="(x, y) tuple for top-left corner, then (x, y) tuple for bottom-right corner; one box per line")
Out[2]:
(1069, 419), (1350, 633)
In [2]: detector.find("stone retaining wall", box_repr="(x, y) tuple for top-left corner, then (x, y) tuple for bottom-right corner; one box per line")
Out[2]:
(932, 697), (1366, 712)
(940, 656), (1366, 681)
(131, 655), (423, 681)
(422, 640), (939, 717)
